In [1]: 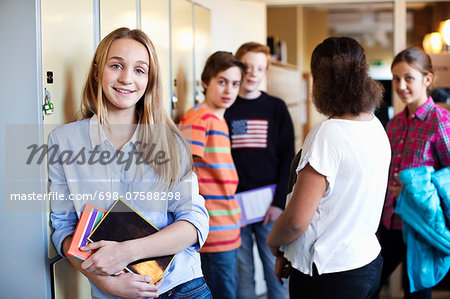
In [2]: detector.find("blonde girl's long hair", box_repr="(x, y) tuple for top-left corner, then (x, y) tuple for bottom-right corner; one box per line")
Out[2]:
(81, 27), (193, 189)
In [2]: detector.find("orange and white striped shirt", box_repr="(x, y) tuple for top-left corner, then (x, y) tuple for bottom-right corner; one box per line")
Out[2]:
(180, 105), (241, 253)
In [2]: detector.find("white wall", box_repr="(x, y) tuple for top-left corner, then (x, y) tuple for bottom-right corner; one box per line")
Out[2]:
(0, 0), (52, 298)
(195, 0), (267, 91)
(195, 0), (267, 53)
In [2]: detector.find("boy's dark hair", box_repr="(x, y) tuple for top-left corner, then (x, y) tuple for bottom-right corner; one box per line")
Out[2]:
(201, 51), (245, 94)
(310, 36), (383, 116)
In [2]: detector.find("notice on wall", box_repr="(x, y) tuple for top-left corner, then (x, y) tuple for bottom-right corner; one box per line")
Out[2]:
(430, 53), (450, 88)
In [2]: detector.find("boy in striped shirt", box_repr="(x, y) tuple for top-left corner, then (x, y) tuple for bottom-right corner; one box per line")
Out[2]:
(179, 51), (245, 299)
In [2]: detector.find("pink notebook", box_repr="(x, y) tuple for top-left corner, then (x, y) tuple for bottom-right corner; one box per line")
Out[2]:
(66, 203), (106, 261)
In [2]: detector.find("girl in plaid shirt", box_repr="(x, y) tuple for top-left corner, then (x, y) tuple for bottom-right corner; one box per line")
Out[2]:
(377, 47), (450, 298)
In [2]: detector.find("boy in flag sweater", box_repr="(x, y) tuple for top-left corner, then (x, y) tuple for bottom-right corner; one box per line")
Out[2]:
(225, 42), (294, 299)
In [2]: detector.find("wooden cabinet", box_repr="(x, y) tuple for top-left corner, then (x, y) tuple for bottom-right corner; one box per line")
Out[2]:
(267, 62), (307, 150)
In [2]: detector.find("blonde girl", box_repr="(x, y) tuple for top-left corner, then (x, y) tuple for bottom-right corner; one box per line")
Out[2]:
(50, 27), (211, 299)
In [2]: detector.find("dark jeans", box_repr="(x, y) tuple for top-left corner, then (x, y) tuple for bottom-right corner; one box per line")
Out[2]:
(237, 222), (288, 299)
(289, 253), (383, 299)
(158, 277), (212, 299)
(200, 249), (237, 299)
(374, 225), (432, 299)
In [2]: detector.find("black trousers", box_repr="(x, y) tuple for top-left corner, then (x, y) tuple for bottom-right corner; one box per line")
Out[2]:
(289, 253), (383, 299)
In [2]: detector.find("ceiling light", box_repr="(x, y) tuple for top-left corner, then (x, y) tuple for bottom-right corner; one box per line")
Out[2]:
(423, 32), (443, 53)
(440, 19), (450, 45)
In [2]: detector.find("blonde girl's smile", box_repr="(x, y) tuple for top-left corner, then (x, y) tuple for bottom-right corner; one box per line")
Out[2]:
(113, 87), (135, 94)
(102, 38), (150, 114)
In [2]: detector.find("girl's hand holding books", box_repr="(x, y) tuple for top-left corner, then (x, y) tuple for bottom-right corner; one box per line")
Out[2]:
(81, 240), (134, 276)
(101, 274), (163, 299)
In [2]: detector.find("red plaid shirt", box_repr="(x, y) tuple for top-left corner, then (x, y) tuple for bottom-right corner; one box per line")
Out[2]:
(381, 97), (450, 230)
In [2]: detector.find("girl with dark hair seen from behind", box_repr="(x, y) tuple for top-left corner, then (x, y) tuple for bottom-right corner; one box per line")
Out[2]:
(376, 47), (450, 298)
(267, 36), (391, 298)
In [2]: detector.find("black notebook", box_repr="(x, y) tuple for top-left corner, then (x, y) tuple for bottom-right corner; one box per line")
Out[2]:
(88, 198), (175, 284)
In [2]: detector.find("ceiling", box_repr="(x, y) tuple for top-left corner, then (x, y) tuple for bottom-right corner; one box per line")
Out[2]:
(263, 1), (435, 48)
(243, 0), (433, 6)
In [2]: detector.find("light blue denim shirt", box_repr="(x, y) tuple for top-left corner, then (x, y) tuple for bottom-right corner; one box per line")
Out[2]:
(49, 115), (209, 297)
